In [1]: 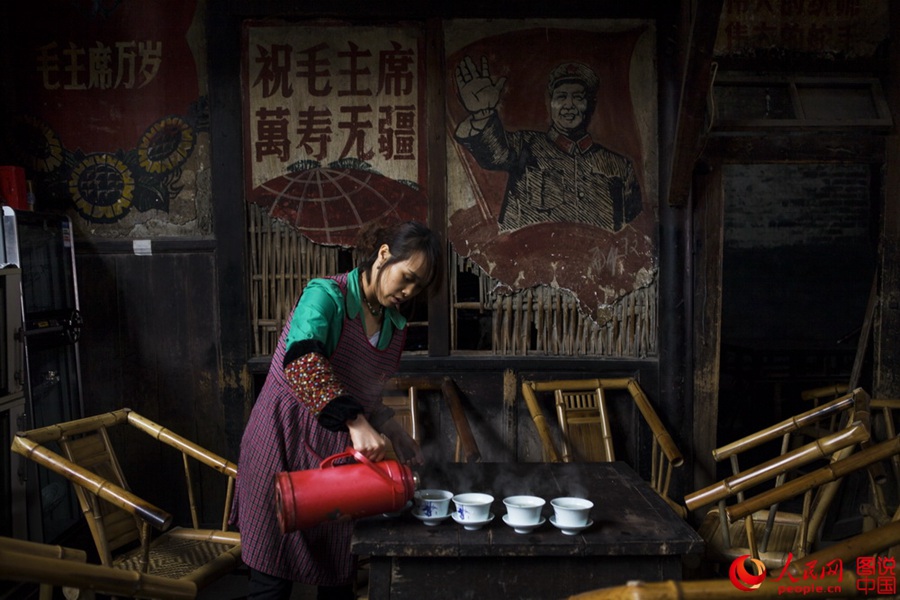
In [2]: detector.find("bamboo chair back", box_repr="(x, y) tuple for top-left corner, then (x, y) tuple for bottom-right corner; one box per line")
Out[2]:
(522, 378), (684, 516)
(381, 382), (420, 461)
(382, 376), (481, 463)
(10, 409), (241, 596)
(555, 387), (614, 463)
(685, 388), (872, 570)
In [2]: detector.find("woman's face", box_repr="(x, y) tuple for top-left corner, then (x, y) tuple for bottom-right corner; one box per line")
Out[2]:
(375, 248), (431, 309)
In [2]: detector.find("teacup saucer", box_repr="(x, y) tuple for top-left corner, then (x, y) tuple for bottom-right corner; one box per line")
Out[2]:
(502, 513), (545, 534)
(451, 512), (494, 531)
(412, 511), (451, 526)
(549, 515), (593, 535)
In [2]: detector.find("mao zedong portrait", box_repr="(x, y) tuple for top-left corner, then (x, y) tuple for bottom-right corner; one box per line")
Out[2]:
(454, 57), (642, 233)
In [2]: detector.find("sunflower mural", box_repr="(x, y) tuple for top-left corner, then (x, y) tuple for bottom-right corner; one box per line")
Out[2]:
(8, 0), (208, 230)
(8, 99), (206, 224)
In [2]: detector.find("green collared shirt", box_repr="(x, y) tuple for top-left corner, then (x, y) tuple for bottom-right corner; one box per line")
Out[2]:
(286, 268), (406, 354)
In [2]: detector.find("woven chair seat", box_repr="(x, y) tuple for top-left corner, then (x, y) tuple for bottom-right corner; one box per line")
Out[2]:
(113, 533), (238, 579)
(697, 508), (799, 569)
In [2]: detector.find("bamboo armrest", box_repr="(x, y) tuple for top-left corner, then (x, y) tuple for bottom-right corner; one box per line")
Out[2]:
(625, 379), (683, 466)
(13, 409), (236, 478)
(11, 434), (173, 531)
(0, 540), (197, 600)
(441, 377), (481, 463)
(0, 537), (87, 563)
(801, 384), (850, 403)
(685, 421), (869, 511)
(521, 381), (561, 462)
(14, 409), (131, 444)
(712, 389), (864, 462)
(872, 398), (900, 410)
(125, 410), (237, 478)
(726, 434), (900, 522)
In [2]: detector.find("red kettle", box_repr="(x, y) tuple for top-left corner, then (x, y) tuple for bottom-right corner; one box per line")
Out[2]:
(275, 447), (418, 533)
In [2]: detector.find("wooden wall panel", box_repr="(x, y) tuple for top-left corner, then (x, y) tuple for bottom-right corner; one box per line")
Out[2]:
(76, 246), (226, 525)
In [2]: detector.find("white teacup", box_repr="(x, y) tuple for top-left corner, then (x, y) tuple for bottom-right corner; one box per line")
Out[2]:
(414, 489), (453, 518)
(503, 495), (545, 525)
(551, 497), (593, 527)
(452, 492), (494, 522)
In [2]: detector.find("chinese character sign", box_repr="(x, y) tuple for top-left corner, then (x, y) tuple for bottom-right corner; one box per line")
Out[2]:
(726, 552), (899, 596)
(715, 0), (888, 57)
(12, 0), (201, 154)
(243, 22), (428, 245)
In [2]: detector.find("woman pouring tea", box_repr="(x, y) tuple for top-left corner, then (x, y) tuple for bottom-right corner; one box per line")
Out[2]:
(232, 221), (443, 600)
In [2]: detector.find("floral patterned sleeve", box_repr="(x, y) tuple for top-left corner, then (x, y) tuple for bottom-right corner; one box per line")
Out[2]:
(281, 279), (363, 428)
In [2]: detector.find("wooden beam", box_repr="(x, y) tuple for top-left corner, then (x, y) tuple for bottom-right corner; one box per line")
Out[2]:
(425, 18), (450, 357)
(875, 3), (900, 398)
(667, 0), (725, 207)
(691, 163), (724, 496)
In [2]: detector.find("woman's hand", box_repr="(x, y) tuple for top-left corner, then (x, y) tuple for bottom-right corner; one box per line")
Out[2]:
(379, 418), (425, 466)
(346, 414), (387, 462)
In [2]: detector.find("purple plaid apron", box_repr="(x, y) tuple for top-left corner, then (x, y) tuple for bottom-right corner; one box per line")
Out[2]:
(231, 273), (405, 584)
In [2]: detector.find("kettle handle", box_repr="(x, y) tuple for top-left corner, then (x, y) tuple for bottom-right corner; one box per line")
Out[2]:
(320, 447), (404, 493)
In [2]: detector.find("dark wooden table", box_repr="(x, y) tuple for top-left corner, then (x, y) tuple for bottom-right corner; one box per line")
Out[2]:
(351, 462), (704, 600)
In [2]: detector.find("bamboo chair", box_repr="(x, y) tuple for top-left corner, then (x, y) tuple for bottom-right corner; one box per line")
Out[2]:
(382, 376), (481, 463)
(684, 388), (873, 570)
(10, 409), (241, 597)
(573, 441), (900, 600)
(0, 536), (198, 600)
(521, 378), (684, 517)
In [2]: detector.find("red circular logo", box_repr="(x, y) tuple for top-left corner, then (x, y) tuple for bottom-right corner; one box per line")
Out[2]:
(729, 555), (767, 591)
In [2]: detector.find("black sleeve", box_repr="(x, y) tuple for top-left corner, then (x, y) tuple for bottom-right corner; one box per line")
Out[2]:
(283, 338), (327, 369)
(318, 395), (365, 432)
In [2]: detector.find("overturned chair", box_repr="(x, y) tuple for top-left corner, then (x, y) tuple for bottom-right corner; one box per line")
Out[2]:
(571, 439), (900, 600)
(685, 388), (876, 571)
(11, 408), (241, 598)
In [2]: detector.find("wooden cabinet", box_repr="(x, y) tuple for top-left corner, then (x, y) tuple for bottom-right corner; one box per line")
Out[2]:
(1, 207), (83, 543)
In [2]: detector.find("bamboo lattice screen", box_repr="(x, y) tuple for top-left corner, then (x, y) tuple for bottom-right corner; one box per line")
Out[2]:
(248, 204), (341, 356)
(450, 253), (657, 358)
(249, 204), (657, 358)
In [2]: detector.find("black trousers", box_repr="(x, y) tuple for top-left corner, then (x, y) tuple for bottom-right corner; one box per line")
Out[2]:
(248, 568), (354, 600)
